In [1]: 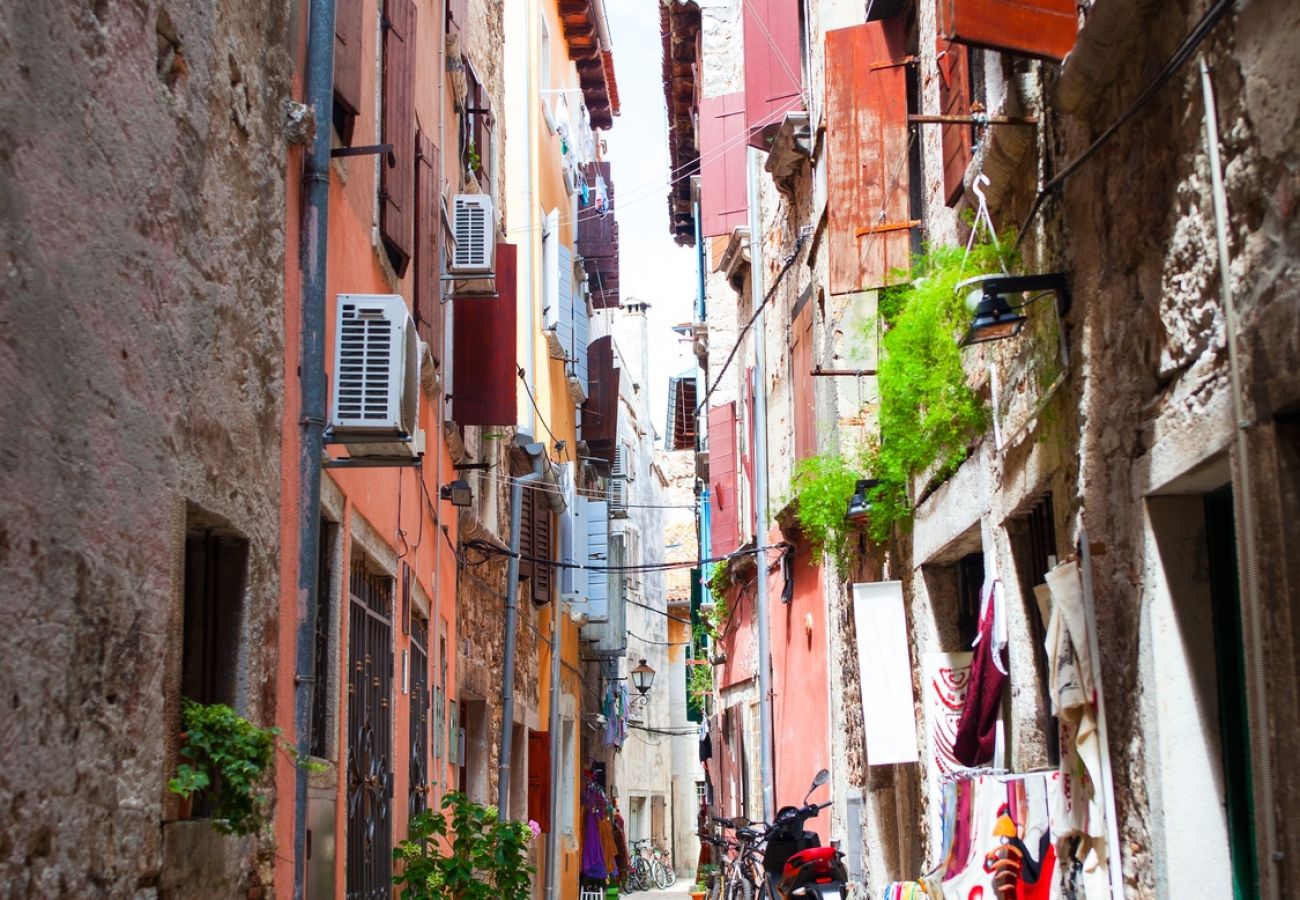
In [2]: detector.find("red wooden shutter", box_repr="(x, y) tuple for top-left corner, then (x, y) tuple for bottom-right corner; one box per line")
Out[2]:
(334, 0), (365, 137)
(938, 0), (1078, 62)
(708, 403), (739, 557)
(938, 40), (972, 207)
(743, 0), (804, 149)
(381, 0), (417, 276)
(825, 21), (912, 296)
(528, 730), (551, 830)
(452, 244), (518, 425)
(699, 93), (749, 238)
(744, 368), (756, 522)
(791, 301), (815, 460)
(415, 129), (443, 361)
(446, 0), (468, 34)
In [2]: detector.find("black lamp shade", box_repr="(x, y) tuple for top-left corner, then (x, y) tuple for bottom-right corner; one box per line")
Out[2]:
(962, 296), (1027, 346)
(846, 479), (880, 523)
(440, 479), (473, 507)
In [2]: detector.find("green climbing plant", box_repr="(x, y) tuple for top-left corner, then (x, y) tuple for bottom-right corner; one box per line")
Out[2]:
(393, 791), (535, 900)
(168, 699), (280, 837)
(861, 227), (1020, 541)
(790, 451), (867, 575)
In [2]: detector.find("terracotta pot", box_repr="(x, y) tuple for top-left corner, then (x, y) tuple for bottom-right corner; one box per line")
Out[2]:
(690, 891), (707, 900)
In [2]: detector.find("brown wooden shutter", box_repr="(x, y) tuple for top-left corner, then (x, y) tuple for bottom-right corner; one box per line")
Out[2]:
(938, 0), (1078, 62)
(380, 0), (417, 276)
(452, 244), (518, 425)
(446, 0), (468, 34)
(415, 129), (443, 362)
(742, 0), (804, 149)
(334, 0), (365, 137)
(531, 492), (552, 605)
(791, 301), (815, 460)
(825, 21), (912, 296)
(938, 40), (972, 207)
(698, 93), (749, 238)
(518, 485), (536, 590)
(708, 403), (739, 557)
(528, 730), (551, 831)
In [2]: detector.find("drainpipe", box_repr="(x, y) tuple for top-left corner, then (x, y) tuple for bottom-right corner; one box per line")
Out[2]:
(292, 0), (334, 896)
(499, 437), (549, 814)
(544, 467), (569, 900)
(746, 146), (776, 822)
(1200, 58), (1277, 899)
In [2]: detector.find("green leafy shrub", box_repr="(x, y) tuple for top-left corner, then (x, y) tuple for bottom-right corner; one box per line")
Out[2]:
(687, 658), (713, 720)
(393, 791), (535, 899)
(862, 231), (1018, 540)
(790, 451), (865, 574)
(169, 699), (279, 837)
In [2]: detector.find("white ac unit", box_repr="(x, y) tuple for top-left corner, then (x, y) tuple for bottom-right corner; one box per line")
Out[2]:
(611, 443), (628, 479)
(608, 477), (628, 518)
(330, 294), (424, 458)
(449, 194), (494, 274)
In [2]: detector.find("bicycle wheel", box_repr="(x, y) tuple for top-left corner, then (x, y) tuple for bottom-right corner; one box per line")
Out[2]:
(652, 859), (669, 890)
(634, 856), (652, 892)
(726, 876), (754, 900)
(663, 859), (677, 887)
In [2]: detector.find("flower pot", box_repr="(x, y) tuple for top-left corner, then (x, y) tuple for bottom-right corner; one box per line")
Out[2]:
(690, 891), (707, 900)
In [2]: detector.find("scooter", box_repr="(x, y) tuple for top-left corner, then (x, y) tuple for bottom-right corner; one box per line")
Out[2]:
(764, 769), (848, 900)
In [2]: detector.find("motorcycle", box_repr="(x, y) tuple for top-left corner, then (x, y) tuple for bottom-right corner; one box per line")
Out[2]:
(723, 769), (849, 900)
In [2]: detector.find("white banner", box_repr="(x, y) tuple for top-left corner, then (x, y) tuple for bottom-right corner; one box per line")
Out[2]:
(852, 581), (919, 766)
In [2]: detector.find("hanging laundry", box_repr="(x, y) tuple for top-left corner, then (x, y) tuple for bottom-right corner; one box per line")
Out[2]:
(952, 581), (1008, 767)
(581, 782), (610, 880)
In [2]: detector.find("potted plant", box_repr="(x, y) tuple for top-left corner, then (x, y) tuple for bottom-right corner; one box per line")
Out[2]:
(392, 791), (535, 899)
(168, 699), (279, 836)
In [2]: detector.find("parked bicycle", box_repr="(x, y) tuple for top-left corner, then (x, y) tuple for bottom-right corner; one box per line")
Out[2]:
(652, 844), (677, 888)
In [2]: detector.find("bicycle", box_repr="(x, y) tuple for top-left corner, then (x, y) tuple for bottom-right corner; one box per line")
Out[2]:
(651, 844), (676, 888)
(624, 837), (653, 893)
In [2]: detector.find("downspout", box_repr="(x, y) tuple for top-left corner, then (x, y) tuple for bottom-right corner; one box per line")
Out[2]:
(746, 146), (776, 823)
(692, 180), (712, 606)
(1200, 58), (1277, 899)
(293, 0), (335, 895)
(499, 437), (552, 813)
(433, 0), (447, 799)
(544, 467), (569, 900)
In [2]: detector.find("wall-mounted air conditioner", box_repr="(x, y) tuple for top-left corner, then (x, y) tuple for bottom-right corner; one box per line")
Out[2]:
(329, 294), (424, 458)
(449, 194), (494, 275)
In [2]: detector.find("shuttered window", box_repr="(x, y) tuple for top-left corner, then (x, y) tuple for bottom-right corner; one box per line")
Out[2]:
(743, 0), (804, 149)
(334, 0), (365, 144)
(825, 20), (912, 296)
(380, 0), (417, 276)
(708, 403), (739, 557)
(415, 129), (443, 362)
(528, 730), (551, 831)
(937, 0), (1078, 62)
(790, 300), (815, 460)
(464, 64), (493, 184)
(452, 243), (517, 425)
(520, 486), (553, 606)
(937, 40), (973, 207)
(699, 93), (749, 238)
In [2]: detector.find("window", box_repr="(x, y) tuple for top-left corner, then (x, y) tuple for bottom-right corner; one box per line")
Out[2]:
(463, 63), (493, 184)
(790, 295), (815, 459)
(1008, 495), (1060, 763)
(309, 518), (338, 759)
(955, 551), (984, 649)
(181, 518), (248, 708)
(519, 484), (554, 606)
(333, 0), (366, 145)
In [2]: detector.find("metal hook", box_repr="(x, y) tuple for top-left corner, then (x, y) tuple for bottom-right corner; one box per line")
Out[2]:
(971, 173), (991, 213)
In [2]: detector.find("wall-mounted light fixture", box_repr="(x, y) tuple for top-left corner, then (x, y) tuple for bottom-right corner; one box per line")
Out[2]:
(439, 479), (473, 508)
(846, 478), (881, 523)
(630, 658), (657, 697)
(958, 273), (1068, 347)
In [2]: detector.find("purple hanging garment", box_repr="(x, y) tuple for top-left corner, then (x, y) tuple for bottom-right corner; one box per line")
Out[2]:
(952, 592), (1007, 767)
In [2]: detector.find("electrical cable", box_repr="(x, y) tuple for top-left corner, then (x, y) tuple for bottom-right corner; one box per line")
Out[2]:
(1017, 0), (1235, 243)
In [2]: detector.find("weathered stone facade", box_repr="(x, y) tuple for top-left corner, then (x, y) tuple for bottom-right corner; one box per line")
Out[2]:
(0, 0), (291, 895)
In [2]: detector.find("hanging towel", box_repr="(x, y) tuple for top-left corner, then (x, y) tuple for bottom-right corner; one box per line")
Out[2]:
(952, 582), (1008, 767)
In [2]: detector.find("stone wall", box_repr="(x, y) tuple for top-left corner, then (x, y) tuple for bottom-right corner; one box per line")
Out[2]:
(0, 0), (291, 894)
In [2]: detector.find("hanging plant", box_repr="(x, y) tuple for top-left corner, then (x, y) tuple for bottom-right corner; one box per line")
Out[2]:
(169, 699), (279, 837)
(861, 227), (1019, 540)
(790, 451), (865, 576)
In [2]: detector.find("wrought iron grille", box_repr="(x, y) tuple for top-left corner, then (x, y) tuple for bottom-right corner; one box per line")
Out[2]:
(347, 560), (393, 900)
(409, 615), (430, 816)
(310, 519), (336, 759)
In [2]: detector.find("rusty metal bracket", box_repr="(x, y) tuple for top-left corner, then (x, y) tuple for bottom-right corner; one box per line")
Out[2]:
(331, 143), (395, 167)
(868, 55), (917, 71)
(855, 219), (920, 237)
(908, 114), (1038, 126)
(811, 367), (878, 377)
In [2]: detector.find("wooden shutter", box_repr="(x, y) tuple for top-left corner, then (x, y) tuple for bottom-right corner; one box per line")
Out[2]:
(415, 129), (443, 360)
(708, 403), (739, 557)
(937, 0), (1078, 62)
(518, 484), (536, 592)
(528, 730), (551, 830)
(791, 301), (815, 459)
(699, 93), (749, 238)
(334, 0), (365, 134)
(452, 244), (517, 425)
(531, 489), (553, 605)
(446, 0), (468, 33)
(743, 0), (804, 149)
(380, 0), (417, 276)
(938, 40), (972, 207)
(825, 21), (912, 296)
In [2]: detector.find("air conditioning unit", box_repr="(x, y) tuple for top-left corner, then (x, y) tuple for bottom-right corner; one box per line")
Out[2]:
(329, 294), (424, 458)
(449, 194), (494, 275)
(611, 443), (628, 479)
(608, 477), (628, 518)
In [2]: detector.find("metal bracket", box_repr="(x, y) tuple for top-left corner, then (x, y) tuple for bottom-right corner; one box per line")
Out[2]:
(330, 143), (396, 167)
(855, 219), (920, 237)
(324, 456), (424, 469)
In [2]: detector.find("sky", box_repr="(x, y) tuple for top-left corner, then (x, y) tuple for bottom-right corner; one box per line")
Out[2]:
(602, 0), (698, 443)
